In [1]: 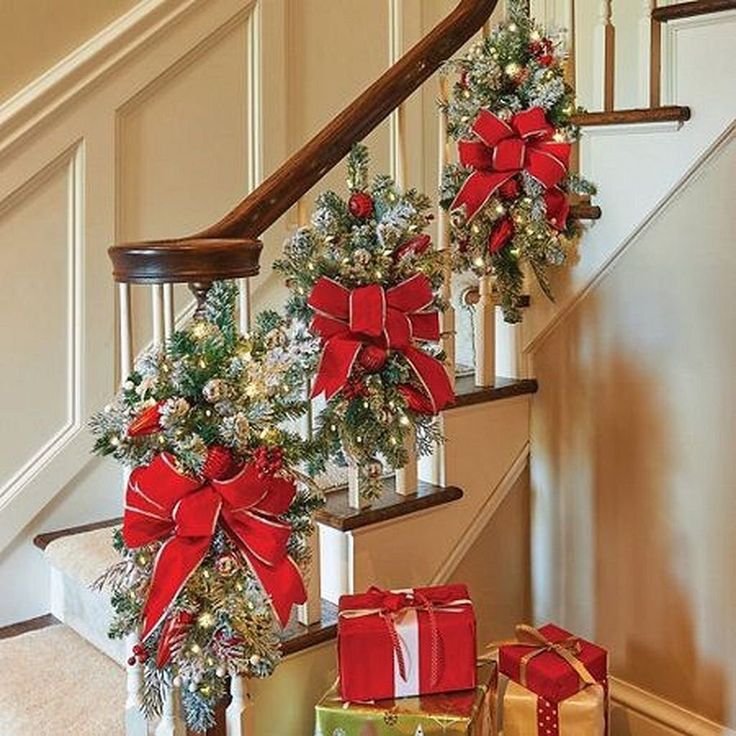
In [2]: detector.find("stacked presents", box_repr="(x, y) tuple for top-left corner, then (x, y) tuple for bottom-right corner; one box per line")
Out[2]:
(314, 584), (609, 735)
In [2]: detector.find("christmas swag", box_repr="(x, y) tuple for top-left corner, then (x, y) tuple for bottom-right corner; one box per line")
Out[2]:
(276, 145), (455, 499)
(440, 1), (596, 322)
(90, 283), (322, 731)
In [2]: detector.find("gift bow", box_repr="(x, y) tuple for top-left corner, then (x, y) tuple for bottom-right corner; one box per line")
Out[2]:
(123, 452), (306, 640)
(308, 274), (454, 413)
(499, 624), (598, 690)
(339, 587), (472, 688)
(452, 107), (571, 222)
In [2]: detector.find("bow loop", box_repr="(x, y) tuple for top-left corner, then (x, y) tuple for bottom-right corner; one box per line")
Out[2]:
(122, 453), (306, 641)
(452, 107), (571, 223)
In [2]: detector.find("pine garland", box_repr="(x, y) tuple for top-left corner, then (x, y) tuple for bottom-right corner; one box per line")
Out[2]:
(440, 0), (596, 322)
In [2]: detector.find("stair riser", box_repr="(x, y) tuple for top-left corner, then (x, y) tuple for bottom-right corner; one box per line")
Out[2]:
(49, 565), (125, 666)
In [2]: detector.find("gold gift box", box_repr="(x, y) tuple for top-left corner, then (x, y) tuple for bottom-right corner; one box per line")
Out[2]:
(503, 680), (607, 736)
(314, 662), (497, 736)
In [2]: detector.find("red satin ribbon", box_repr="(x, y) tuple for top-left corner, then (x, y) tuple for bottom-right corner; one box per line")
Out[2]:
(123, 453), (306, 640)
(452, 107), (571, 223)
(307, 274), (454, 413)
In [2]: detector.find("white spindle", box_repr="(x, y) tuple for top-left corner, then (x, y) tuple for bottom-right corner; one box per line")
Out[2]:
(152, 284), (165, 345)
(347, 460), (370, 510)
(124, 633), (147, 736)
(638, 0), (656, 107)
(474, 274), (495, 387)
(395, 428), (419, 496)
(154, 682), (185, 736)
(592, 0), (615, 111)
(226, 676), (255, 735)
(163, 283), (175, 339)
(119, 284), (133, 380)
(238, 277), (251, 333)
(297, 526), (322, 626)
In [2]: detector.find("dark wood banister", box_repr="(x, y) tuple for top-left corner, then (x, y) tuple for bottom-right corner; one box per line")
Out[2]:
(109, 0), (499, 284)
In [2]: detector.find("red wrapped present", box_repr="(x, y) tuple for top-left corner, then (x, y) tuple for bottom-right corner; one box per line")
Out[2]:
(498, 623), (608, 704)
(338, 584), (477, 702)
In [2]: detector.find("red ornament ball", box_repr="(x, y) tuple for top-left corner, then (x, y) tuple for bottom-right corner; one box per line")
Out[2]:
(348, 192), (374, 219)
(358, 344), (388, 373)
(498, 178), (521, 201)
(202, 445), (233, 480)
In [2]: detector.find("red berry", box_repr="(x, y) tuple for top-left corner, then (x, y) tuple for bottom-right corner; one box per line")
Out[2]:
(358, 344), (388, 373)
(128, 657), (137, 666)
(348, 192), (374, 219)
(202, 445), (233, 480)
(498, 178), (521, 201)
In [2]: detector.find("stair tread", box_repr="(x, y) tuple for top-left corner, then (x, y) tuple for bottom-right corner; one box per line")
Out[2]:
(315, 480), (463, 531)
(0, 624), (124, 736)
(652, 0), (736, 21)
(451, 375), (538, 409)
(572, 106), (691, 127)
(43, 525), (120, 587)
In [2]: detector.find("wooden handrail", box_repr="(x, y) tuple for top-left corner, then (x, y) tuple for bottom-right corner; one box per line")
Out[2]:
(109, 0), (499, 282)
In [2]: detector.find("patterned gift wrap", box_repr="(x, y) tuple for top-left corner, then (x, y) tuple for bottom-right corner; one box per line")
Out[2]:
(314, 662), (497, 736)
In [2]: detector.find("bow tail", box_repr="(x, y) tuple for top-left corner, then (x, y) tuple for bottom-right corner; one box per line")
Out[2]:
(140, 535), (211, 641)
(451, 171), (514, 222)
(311, 336), (363, 399)
(403, 347), (455, 413)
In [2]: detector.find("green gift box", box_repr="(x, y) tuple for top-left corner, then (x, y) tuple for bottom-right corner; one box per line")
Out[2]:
(314, 662), (497, 736)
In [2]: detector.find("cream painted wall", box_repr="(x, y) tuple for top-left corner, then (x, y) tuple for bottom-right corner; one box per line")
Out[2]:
(530, 131), (736, 726)
(0, 0), (139, 102)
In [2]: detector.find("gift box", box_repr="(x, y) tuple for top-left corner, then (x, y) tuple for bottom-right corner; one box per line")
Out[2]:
(338, 585), (477, 702)
(502, 679), (606, 736)
(498, 623), (607, 704)
(315, 661), (497, 736)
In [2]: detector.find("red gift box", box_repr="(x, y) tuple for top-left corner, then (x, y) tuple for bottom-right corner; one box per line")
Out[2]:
(337, 584), (477, 702)
(499, 623), (608, 704)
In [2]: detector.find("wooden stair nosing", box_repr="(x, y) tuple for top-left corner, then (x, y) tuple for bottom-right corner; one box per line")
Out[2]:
(280, 599), (338, 656)
(450, 375), (538, 409)
(315, 480), (463, 532)
(0, 613), (60, 640)
(572, 106), (691, 127)
(570, 203), (602, 220)
(652, 0), (736, 22)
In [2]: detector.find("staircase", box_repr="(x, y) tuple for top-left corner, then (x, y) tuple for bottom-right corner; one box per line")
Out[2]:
(1, 0), (735, 734)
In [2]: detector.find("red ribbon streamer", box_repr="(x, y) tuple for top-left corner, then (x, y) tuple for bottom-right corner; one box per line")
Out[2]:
(452, 107), (571, 223)
(307, 274), (454, 413)
(123, 453), (306, 640)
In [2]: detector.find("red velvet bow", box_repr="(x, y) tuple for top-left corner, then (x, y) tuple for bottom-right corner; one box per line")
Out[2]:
(123, 453), (306, 640)
(307, 274), (454, 413)
(452, 107), (571, 223)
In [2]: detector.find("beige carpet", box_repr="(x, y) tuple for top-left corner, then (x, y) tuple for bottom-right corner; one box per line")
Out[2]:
(44, 527), (120, 586)
(0, 624), (125, 735)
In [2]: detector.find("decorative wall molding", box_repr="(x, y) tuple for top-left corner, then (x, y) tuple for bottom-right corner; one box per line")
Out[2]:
(0, 0), (203, 157)
(610, 676), (736, 736)
(525, 119), (736, 356)
(660, 9), (736, 106)
(432, 442), (530, 584)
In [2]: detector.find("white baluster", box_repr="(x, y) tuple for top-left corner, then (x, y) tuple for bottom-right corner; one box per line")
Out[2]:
(347, 459), (370, 510)
(395, 427), (418, 496)
(152, 284), (165, 345)
(124, 632), (147, 735)
(638, 0), (656, 107)
(226, 676), (255, 735)
(154, 682), (185, 736)
(119, 283), (133, 381)
(163, 283), (175, 340)
(592, 0), (615, 111)
(474, 275), (495, 387)
(297, 525), (322, 626)
(388, 0), (407, 189)
(238, 277), (251, 333)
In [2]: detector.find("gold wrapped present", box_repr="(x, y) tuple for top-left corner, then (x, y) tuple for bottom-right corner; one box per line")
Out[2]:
(314, 662), (497, 736)
(503, 680), (607, 736)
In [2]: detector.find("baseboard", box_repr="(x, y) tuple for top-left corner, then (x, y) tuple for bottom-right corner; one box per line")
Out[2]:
(611, 677), (735, 736)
